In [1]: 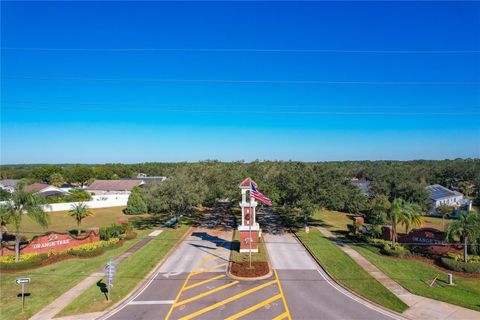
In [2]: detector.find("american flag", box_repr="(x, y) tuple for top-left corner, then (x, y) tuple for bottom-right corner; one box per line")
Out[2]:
(250, 182), (272, 206)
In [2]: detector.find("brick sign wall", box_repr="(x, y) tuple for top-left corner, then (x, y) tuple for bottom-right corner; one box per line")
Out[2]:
(1, 229), (100, 256)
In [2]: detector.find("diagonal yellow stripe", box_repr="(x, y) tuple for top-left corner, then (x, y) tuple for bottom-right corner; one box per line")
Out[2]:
(178, 280), (278, 320)
(225, 294), (282, 320)
(183, 274), (226, 291)
(191, 263), (228, 275)
(175, 281), (239, 307)
(192, 252), (228, 272)
(272, 311), (289, 320)
(274, 270), (292, 320)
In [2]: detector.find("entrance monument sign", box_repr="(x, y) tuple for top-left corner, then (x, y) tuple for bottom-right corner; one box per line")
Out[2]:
(238, 178), (261, 253)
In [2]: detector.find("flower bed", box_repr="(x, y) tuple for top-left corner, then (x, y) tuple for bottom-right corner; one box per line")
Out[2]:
(0, 238), (122, 271)
(439, 257), (480, 274)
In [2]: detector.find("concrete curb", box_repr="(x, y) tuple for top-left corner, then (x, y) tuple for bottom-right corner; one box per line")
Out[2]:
(292, 230), (408, 320)
(226, 234), (274, 281)
(94, 226), (193, 320)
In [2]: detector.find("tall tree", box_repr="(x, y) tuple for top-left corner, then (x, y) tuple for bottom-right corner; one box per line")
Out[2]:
(446, 212), (480, 263)
(387, 198), (421, 245)
(68, 203), (94, 235)
(66, 165), (94, 187)
(32, 165), (63, 184)
(399, 202), (423, 234)
(5, 191), (49, 262)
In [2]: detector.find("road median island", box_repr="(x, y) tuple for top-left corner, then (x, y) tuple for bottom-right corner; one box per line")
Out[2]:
(295, 229), (409, 314)
(228, 230), (272, 279)
(55, 225), (190, 317)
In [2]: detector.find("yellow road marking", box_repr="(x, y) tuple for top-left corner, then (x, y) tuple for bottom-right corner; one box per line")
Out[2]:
(165, 236), (224, 320)
(272, 311), (289, 320)
(274, 269), (292, 320)
(191, 263), (228, 275)
(178, 280), (278, 320)
(192, 253), (228, 272)
(224, 294), (282, 320)
(175, 281), (239, 306)
(183, 274), (226, 291)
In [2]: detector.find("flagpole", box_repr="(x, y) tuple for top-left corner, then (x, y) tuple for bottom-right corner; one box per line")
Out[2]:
(249, 195), (252, 269)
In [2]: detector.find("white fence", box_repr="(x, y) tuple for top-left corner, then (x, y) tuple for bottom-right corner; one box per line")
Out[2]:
(42, 194), (130, 212)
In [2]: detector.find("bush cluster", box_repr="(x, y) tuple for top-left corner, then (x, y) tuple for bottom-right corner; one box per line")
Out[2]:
(68, 238), (120, 257)
(0, 253), (49, 270)
(440, 257), (480, 274)
(444, 253), (480, 263)
(100, 223), (131, 240)
(381, 243), (410, 257)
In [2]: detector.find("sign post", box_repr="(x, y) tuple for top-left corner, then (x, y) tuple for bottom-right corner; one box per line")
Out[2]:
(16, 278), (30, 313)
(104, 260), (116, 301)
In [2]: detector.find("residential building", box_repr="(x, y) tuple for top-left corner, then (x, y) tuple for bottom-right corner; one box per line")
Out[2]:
(351, 177), (371, 197)
(0, 179), (20, 193)
(86, 179), (145, 195)
(24, 183), (71, 197)
(426, 184), (472, 213)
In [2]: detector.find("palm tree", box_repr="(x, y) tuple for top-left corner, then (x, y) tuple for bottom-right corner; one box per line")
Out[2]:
(445, 211), (480, 263)
(400, 202), (424, 234)
(387, 198), (404, 246)
(0, 205), (14, 255)
(387, 198), (423, 245)
(68, 203), (94, 235)
(4, 191), (49, 262)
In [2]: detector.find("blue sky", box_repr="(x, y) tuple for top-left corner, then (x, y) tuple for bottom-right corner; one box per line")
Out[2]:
(1, 1), (479, 164)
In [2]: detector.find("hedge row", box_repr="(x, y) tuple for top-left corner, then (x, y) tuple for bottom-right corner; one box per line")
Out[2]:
(439, 257), (480, 274)
(0, 253), (49, 270)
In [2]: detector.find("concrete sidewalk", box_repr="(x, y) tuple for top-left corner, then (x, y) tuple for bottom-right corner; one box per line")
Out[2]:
(317, 227), (480, 320)
(29, 229), (164, 320)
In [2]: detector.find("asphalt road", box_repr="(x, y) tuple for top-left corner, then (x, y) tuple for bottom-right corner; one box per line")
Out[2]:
(103, 207), (403, 320)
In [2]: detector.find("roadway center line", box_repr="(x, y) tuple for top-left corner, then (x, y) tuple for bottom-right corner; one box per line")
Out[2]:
(183, 274), (226, 291)
(274, 269), (292, 320)
(128, 300), (174, 305)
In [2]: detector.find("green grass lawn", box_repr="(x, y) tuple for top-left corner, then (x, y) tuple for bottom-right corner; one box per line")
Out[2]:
(230, 230), (268, 263)
(296, 229), (409, 313)
(0, 229), (153, 320)
(352, 244), (480, 311)
(311, 208), (447, 233)
(4, 206), (153, 238)
(56, 225), (189, 317)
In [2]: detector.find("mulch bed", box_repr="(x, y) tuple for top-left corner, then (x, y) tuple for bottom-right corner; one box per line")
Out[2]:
(230, 261), (270, 278)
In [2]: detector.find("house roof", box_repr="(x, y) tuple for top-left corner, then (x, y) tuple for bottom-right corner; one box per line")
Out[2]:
(239, 177), (257, 188)
(0, 179), (20, 188)
(24, 183), (51, 193)
(87, 179), (144, 191)
(426, 184), (462, 201)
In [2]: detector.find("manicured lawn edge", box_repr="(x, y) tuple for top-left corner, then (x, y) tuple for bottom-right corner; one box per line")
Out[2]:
(295, 229), (409, 313)
(56, 225), (191, 317)
(352, 244), (480, 312)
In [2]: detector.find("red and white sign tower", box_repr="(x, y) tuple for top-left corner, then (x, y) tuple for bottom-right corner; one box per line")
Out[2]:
(238, 178), (260, 253)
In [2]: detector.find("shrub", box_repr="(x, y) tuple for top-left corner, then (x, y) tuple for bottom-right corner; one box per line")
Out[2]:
(381, 243), (410, 257)
(440, 257), (480, 274)
(123, 190), (148, 215)
(444, 253), (480, 263)
(100, 223), (130, 240)
(0, 253), (49, 270)
(367, 238), (391, 247)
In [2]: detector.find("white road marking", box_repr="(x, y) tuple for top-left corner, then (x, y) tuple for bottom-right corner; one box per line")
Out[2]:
(148, 229), (163, 237)
(129, 300), (175, 305)
(315, 269), (404, 320)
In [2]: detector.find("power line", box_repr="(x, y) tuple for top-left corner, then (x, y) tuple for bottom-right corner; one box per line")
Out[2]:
(4, 100), (479, 110)
(2, 47), (480, 54)
(3, 106), (478, 116)
(4, 76), (479, 85)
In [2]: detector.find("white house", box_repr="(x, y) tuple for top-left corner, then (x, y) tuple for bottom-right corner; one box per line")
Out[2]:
(24, 183), (71, 197)
(426, 184), (472, 212)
